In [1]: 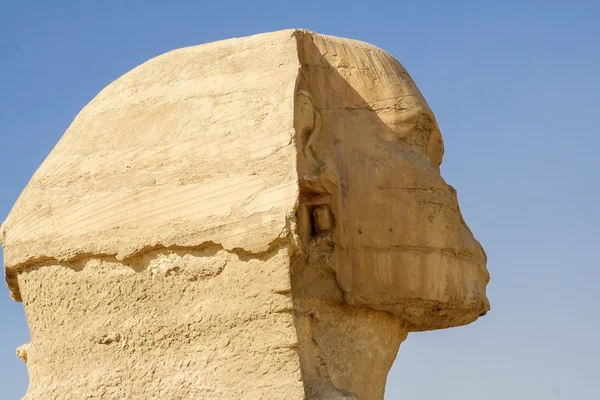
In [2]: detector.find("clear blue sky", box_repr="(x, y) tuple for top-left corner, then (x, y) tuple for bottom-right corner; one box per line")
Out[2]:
(1, 1), (598, 399)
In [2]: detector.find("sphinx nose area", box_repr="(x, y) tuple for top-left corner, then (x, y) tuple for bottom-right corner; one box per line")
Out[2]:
(447, 184), (489, 284)
(478, 241), (488, 264)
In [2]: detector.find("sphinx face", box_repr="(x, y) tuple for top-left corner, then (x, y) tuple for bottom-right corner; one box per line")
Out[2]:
(295, 33), (490, 330)
(331, 104), (491, 330)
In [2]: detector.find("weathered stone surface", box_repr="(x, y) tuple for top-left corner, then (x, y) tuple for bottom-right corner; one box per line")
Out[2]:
(2, 29), (490, 399)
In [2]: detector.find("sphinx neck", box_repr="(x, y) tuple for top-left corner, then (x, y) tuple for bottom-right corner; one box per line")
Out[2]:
(294, 299), (408, 400)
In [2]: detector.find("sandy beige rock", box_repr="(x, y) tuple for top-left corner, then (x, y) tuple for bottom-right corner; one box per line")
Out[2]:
(1, 29), (490, 399)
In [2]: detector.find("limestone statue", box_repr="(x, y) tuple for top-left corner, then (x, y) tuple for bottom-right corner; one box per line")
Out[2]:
(1, 29), (490, 399)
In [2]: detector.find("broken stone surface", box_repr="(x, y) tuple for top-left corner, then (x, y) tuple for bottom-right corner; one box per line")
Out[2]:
(1, 29), (490, 399)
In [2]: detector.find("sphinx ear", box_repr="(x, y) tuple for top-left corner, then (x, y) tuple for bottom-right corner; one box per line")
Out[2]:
(295, 90), (321, 165)
(295, 90), (334, 195)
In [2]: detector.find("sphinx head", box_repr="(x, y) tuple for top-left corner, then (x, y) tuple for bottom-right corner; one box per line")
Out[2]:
(1, 29), (489, 400)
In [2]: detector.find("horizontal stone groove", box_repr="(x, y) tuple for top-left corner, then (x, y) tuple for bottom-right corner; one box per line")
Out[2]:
(6, 236), (293, 303)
